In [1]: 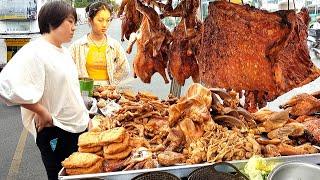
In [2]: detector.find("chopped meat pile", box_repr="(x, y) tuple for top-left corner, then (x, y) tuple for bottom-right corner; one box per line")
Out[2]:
(198, 1), (320, 111)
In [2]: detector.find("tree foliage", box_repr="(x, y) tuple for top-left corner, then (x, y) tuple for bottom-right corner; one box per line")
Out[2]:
(74, 0), (119, 11)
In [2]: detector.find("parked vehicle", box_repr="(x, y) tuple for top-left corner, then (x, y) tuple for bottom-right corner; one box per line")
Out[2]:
(308, 28), (320, 59)
(307, 3), (320, 27)
(0, 0), (54, 69)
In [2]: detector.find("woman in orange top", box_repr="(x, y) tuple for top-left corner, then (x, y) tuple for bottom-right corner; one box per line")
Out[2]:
(70, 2), (130, 85)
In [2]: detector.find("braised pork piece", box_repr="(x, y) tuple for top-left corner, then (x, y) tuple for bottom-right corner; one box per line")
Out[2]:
(117, 0), (142, 41)
(167, 0), (202, 85)
(198, 1), (320, 112)
(130, 0), (172, 83)
(281, 93), (320, 116)
(280, 93), (320, 145)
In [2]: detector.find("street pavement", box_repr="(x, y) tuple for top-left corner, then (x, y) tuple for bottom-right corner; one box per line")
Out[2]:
(0, 18), (319, 179)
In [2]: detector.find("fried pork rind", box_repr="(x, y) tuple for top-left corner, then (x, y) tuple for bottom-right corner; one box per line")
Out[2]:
(65, 159), (104, 175)
(104, 159), (126, 172)
(277, 143), (319, 156)
(168, 83), (212, 127)
(78, 132), (102, 147)
(130, 136), (151, 148)
(104, 133), (130, 154)
(78, 146), (102, 153)
(100, 127), (126, 145)
(185, 83), (212, 108)
(158, 151), (186, 166)
(252, 108), (274, 122)
(267, 122), (305, 140)
(104, 147), (132, 160)
(62, 152), (103, 169)
(122, 90), (137, 101)
(90, 115), (105, 132)
(95, 150), (104, 157)
(137, 91), (158, 100)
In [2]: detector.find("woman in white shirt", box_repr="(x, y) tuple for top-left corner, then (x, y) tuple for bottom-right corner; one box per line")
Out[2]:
(0, 2), (89, 179)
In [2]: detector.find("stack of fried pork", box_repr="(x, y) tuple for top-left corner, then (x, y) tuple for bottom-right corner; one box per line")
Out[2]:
(78, 132), (103, 156)
(62, 152), (103, 175)
(101, 127), (132, 161)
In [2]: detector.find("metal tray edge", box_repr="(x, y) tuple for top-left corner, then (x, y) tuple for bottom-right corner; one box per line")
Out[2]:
(58, 153), (320, 180)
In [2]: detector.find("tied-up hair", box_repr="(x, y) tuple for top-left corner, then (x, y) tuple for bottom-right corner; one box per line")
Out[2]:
(85, 1), (113, 20)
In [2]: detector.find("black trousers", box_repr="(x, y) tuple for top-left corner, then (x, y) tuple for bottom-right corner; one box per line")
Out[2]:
(36, 127), (83, 180)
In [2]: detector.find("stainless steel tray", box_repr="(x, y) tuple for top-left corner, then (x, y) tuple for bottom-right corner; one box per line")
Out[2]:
(267, 162), (320, 180)
(58, 153), (320, 180)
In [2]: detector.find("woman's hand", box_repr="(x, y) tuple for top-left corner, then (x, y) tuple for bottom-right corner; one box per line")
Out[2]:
(35, 110), (53, 132)
(21, 103), (53, 132)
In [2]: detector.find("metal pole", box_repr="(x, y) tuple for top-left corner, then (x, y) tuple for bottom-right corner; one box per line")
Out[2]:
(169, 79), (182, 98)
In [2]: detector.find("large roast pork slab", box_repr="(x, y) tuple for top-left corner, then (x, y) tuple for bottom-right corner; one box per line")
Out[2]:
(198, 1), (320, 103)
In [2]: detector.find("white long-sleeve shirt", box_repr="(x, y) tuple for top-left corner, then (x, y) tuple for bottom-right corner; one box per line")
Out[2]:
(0, 37), (89, 140)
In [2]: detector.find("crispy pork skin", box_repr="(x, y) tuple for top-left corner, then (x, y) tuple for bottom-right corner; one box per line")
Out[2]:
(198, 1), (320, 111)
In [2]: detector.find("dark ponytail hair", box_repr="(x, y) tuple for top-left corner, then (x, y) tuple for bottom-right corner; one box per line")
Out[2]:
(85, 1), (113, 20)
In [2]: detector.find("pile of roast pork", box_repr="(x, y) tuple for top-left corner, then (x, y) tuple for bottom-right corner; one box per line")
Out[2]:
(117, 0), (320, 112)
